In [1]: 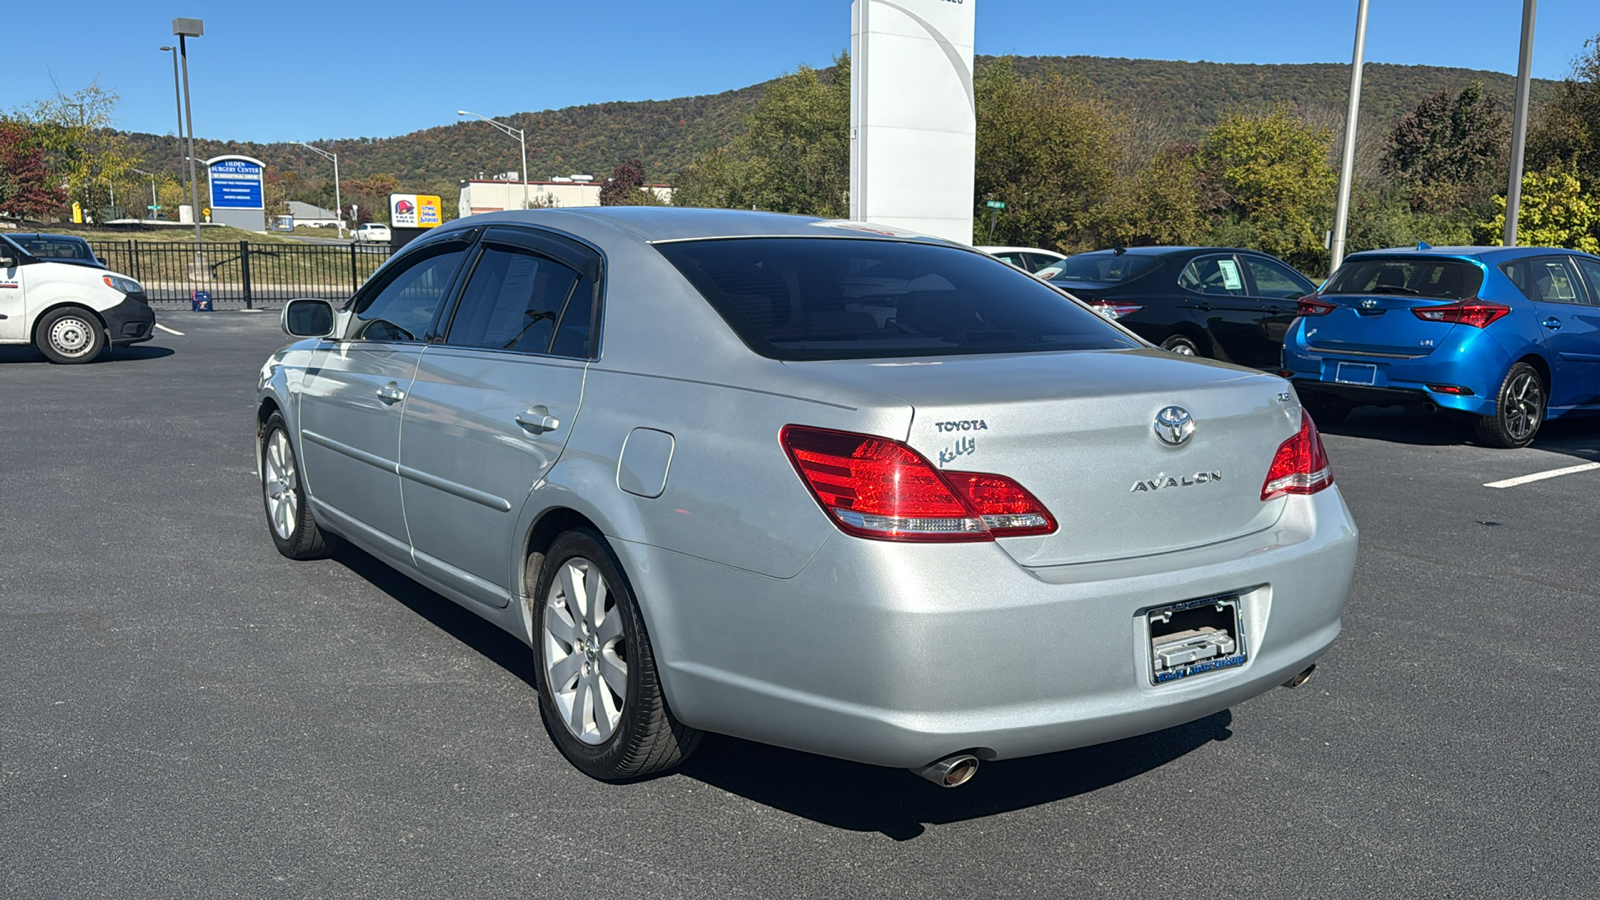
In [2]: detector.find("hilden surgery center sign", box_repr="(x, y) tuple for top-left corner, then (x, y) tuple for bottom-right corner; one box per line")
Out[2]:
(207, 156), (265, 209)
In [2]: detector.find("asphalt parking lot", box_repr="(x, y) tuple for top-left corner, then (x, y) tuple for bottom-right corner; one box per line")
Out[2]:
(3, 310), (1597, 898)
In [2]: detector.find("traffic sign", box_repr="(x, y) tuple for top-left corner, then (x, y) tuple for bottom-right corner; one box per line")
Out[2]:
(985, 200), (1006, 209)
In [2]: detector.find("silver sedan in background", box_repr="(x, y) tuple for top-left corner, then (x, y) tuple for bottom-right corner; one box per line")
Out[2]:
(257, 208), (1357, 787)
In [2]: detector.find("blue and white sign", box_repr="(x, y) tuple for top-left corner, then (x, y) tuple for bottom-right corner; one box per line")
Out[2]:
(206, 155), (265, 210)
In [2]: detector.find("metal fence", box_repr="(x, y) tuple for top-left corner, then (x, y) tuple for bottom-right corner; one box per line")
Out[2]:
(88, 240), (393, 308)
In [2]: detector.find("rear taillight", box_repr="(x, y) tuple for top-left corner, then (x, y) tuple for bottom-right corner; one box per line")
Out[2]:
(1087, 300), (1143, 320)
(1297, 295), (1335, 316)
(1261, 412), (1333, 501)
(780, 425), (1057, 542)
(1411, 299), (1510, 328)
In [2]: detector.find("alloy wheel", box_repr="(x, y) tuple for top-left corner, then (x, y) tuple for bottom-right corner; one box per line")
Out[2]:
(542, 558), (628, 745)
(263, 429), (299, 540)
(1503, 370), (1543, 442)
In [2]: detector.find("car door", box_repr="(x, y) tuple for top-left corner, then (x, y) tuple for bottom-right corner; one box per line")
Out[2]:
(1240, 253), (1318, 362)
(295, 235), (474, 563)
(397, 226), (598, 608)
(0, 242), (25, 341)
(1513, 255), (1600, 410)
(1176, 253), (1278, 366)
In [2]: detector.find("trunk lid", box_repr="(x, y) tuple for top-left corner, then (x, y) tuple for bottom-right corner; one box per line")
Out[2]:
(789, 349), (1298, 567)
(1301, 293), (1461, 357)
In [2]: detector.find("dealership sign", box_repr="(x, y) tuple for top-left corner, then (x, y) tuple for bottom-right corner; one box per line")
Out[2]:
(206, 155), (265, 209)
(390, 193), (443, 228)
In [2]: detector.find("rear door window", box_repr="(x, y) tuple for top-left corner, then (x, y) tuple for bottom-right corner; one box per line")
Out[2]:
(1500, 257), (1590, 305)
(1573, 257), (1600, 305)
(1241, 256), (1315, 299)
(444, 246), (590, 356)
(1178, 255), (1248, 296)
(656, 238), (1138, 361)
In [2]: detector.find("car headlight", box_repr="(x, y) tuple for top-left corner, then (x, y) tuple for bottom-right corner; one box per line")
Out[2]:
(103, 274), (143, 294)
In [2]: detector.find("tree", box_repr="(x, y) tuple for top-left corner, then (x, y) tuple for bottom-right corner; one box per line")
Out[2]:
(1476, 162), (1600, 252)
(13, 80), (141, 219)
(1096, 145), (1207, 247)
(1528, 35), (1600, 192)
(0, 120), (67, 220)
(1199, 108), (1337, 271)
(1382, 81), (1508, 214)
(675, 53), (851, 216)
(974, 58), (1123, 250)
(600, 158), (663, 206)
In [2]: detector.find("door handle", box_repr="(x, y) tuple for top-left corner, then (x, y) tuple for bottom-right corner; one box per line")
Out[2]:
(376, 382), (406, 405)
(515, 405), (560, 434)
(1543, 317), (1562, 332)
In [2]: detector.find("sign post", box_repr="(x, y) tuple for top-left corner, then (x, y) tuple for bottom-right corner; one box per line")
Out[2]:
(985, 199), (1005, 242)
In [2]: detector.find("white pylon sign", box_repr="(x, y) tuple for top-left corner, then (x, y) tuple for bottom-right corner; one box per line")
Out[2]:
(849, 0), (977, 245)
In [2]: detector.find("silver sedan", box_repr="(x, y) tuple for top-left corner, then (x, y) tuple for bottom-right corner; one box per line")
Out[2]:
(257, 208), (1357, 787)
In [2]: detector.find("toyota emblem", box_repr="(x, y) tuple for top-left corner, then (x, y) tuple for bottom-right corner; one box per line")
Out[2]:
(1154, 406), (1195, 446)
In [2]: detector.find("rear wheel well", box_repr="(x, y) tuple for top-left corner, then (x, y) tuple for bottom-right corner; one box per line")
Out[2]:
(523, 508), (601, 588)
(1517, 353), (1551, 391)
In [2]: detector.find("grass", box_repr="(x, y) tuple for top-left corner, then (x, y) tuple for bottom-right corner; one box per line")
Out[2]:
(37, 223), (312, 245)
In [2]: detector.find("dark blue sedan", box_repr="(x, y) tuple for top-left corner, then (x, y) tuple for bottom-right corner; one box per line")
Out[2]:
(1282, 245), (1600, 447)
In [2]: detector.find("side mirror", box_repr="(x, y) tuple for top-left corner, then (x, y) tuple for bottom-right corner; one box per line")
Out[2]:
(282, 298), (336, 337)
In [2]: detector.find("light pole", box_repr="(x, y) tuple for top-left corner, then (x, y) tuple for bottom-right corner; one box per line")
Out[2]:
(1328, 0), (1369, 275)
(1504, 0), (1538, 246)
(159, 46), (185, 209)
(458, 109), (528, 210)
(132, 168), (159, 219)
(173, 17), (205, 269)
(298, 142), (344, 236)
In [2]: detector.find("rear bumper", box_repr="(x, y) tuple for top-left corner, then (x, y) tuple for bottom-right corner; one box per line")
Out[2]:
(1282, 330), (1507, 417)
(102, 295), (156, 346)
(622, 487), (1358, 769)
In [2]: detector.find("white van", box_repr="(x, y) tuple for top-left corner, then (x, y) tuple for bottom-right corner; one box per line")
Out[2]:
(0, 234), (156, 363)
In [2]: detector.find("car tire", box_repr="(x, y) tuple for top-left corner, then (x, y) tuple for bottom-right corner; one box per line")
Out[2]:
(1160, 334), (1202, 357)
(1301, 393), (1354, 427)
(260, 412), (335, 560)
(1473, 362), (1545, 449)
(36, 306), (106, 364)
(533, 529), (701, 781)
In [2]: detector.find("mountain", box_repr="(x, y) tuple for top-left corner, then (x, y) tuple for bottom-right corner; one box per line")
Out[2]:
(119, 56), (1558, 203)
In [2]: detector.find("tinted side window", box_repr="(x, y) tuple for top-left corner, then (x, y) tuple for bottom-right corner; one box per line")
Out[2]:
(1501, 257), (1588, 305)
(1574, 257), (1600, 305)
(445, 246), (586, 354)
(1242, 256), (1314, 299)
(351, 245), (469, 341)
(1179, 255), (1248, 296)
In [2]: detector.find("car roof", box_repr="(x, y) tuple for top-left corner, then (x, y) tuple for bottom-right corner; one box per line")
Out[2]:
(1344, 245), (1600, 263)
(438, 207), (955, 248)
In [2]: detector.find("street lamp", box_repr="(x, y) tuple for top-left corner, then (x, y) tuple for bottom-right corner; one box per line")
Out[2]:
(298, 142), (344, 236)
(173, 17), (205, 259)
(458, 109), (528, 211)
(158, 46), (185, 207)
(131, 168), (159, 219)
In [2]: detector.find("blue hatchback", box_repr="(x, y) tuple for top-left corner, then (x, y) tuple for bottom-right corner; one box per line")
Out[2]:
(1283, 246), (1600, 447)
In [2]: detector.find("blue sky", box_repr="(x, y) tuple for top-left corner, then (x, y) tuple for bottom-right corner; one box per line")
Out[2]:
(4, 1), (1595, 144)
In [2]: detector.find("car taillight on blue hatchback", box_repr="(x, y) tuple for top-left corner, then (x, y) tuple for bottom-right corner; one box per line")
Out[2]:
(1410, 299), (1510, 328)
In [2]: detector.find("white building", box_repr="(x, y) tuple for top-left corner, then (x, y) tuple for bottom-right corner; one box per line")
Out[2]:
(458, 177), (673, 215)
(287, 200), (343, 228)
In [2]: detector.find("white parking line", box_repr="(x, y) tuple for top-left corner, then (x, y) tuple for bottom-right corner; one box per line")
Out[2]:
(155, 324), (184, 336)
(1484, 462), (1600, 489)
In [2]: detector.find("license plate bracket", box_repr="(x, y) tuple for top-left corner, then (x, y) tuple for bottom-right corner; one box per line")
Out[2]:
(1148, 595), (1247, 685)
(1333, 362), (1377, 385)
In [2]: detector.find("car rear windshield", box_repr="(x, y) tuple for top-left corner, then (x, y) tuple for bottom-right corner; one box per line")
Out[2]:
(1325, 257), (1483, 300)
(1047, 252), (1163, 285)
(656, 238), (1140, 361)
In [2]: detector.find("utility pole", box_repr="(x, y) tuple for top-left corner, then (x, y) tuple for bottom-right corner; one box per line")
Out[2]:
(160, 46), (185, 212)
(298, 142), (344, 236)
(459, 109), (529, 210)
(1504, 0), (1538, 246)
(1329, 0), (1369, 275)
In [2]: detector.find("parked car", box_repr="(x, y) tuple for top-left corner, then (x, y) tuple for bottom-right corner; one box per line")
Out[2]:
(8, 233), (105, 269)
(354, 223), (392, 243)
(1283, 245), (1600, 447)
(258, 208), (1357, 786)
(0, 234), (155, 363)
(976, 245), (1065, 274)
(1047, 247), (1319, 370)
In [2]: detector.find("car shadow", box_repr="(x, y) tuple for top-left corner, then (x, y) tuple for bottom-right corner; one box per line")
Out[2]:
(1321, 407), (1600, 459)
(0, 345), (176, 364)
(677, 712), (1233, 840)
(332, 543), (537, 689)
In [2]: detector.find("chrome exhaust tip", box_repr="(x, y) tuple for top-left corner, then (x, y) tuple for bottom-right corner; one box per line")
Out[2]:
(911, 754), (980, 788)
(1281, 664), (1316, 688)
